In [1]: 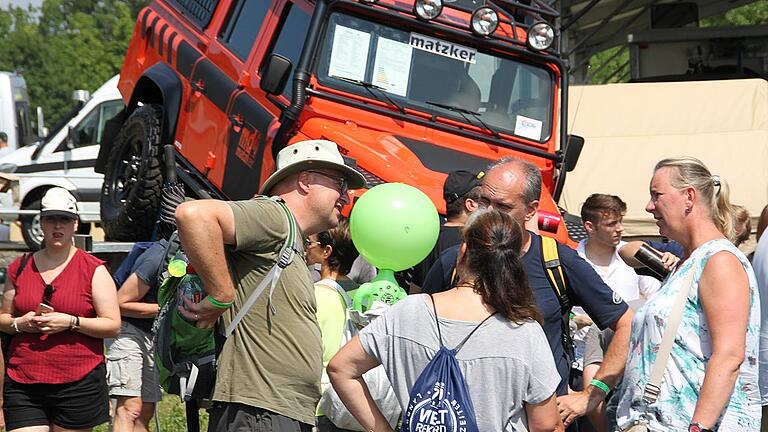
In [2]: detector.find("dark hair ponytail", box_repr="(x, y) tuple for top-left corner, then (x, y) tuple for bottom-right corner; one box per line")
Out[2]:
(457, 210), (542, 324)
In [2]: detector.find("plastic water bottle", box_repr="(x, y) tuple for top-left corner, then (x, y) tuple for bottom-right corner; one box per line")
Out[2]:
(178, 274), (205, 323)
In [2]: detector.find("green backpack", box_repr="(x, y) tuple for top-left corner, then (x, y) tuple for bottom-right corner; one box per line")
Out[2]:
(153, 197), (298, 402)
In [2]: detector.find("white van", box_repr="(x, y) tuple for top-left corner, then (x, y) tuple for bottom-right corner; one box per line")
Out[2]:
(0, 71), (35, 152)
(0, 75), (122, 249)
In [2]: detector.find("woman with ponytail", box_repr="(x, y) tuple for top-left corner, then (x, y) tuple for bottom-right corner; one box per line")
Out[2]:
(328, 209), (563, 432)
(615, 157), (760, 431)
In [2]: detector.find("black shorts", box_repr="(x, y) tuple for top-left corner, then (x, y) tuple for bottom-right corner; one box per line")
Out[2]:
(4, 363), (110, 430)
(208, 403), (313, 432)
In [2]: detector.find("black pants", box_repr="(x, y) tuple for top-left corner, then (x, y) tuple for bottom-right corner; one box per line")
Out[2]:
(208, 403), (312, 432)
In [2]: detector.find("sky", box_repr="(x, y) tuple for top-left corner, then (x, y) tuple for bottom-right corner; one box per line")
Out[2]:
(0, 0), (41, 9)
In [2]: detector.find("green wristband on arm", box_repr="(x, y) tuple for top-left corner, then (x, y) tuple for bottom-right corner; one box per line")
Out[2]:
(206, 295), (234, 309)
(590, 378), (611, 394)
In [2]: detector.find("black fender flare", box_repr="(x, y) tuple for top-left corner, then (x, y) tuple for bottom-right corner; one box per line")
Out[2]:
(96, 63), (182, 173)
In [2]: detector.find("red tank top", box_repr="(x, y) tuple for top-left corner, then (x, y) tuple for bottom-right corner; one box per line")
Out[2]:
(7, 248), (106, 384)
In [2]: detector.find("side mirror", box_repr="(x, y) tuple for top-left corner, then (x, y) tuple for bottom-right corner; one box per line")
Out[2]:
(66, 126), (77, 149)
(36, 106), (46, 139)
(72, 90), (90, 104)
(260, 54), (292, 96)
(563, 134), (584, 172)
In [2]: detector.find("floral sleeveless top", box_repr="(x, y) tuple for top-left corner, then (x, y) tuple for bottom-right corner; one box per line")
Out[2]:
(615, 239), (761, 431)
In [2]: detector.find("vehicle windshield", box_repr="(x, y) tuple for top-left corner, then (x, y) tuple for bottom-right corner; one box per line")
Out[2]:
(315, 12), (555, 142)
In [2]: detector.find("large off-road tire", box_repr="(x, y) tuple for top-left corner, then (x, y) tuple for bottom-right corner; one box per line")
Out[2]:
(20, 198), (43, 250)
(100, 104), (164, 241)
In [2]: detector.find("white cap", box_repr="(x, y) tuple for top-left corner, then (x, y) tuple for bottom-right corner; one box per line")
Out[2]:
(260, 140), (366, 194)
(40, 187), (78, 218)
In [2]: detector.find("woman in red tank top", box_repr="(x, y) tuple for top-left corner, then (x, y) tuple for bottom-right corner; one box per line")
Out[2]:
(0, 188), (121, 432)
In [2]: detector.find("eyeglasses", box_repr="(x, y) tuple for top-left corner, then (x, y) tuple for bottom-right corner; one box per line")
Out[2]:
(304, 238), (322, 248)
(42, 283), (55, 306)
(306, 170), (348, 195)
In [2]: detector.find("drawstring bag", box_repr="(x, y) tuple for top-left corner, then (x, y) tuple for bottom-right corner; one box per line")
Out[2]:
(400, 294), (495, 432)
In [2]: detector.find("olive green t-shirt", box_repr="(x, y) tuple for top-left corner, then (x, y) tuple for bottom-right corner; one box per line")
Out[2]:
(213, 199), (322, 425)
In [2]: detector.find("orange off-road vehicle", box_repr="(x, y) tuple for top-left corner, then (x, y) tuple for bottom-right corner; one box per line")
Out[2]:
(96, 0), (583, 242)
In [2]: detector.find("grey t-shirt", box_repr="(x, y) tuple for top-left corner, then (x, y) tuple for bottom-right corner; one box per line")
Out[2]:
(359, 294), (559, 431)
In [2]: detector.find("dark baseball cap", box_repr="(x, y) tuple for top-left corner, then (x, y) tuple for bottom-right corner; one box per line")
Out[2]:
(443, 169), (484, 204)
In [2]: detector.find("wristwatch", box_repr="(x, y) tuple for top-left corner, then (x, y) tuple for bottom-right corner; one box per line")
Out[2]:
(688, 422), (713, 432)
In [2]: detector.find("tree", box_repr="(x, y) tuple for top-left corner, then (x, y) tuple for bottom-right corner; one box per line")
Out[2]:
(0, 0), (149, 127)
(586, 0), (768, 84)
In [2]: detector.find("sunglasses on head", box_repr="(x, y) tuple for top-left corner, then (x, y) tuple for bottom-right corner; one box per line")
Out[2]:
(42, 283), (55, 306)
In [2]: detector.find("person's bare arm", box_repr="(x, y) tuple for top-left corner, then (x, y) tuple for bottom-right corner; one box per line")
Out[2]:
(0, 279), (39, 334)
(619, 242), (678, 270)
(618, 241), (644, 267)
(558, 309), (633, 427)
(175, 200), (237, 328)
(582, 363), (607, 432)
(327, 336), (393, 432)
(34, 265), (121, 338)
(526, 394), (564, 432)
(691, 251), (751, 429)
(117, 273), (157, 318)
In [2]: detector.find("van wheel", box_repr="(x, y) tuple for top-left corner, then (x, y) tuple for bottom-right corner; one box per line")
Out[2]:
(100, 104), (163, 241)
(20, 198), (43, 251)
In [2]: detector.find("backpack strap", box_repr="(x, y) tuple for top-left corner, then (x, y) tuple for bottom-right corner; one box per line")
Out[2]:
(540, 235), (575, 363)
(316, 279), (353, 309)
(223, 196), (297, 337)
(427, 293), (495, 354)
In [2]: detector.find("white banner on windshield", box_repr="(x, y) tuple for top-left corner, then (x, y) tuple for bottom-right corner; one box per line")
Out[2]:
(372, 38), (413, 96)
(329, 25), (371, 81)
(409, 33), (477, 64)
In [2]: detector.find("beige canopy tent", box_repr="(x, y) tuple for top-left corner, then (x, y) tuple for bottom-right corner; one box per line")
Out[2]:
(560, 78), (768, 237)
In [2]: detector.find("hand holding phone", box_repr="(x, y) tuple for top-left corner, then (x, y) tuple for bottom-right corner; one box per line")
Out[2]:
(36, 303), (54, 315)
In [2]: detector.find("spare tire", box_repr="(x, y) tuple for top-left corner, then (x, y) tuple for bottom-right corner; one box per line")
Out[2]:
(100, 104), (163, 241)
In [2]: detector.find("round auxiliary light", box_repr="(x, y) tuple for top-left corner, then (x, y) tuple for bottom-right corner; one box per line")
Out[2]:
(360, 0), (378, 4)
(527, 21), (554, 51)
(414, 0), (442, 20)
(470, 7), (499, 36)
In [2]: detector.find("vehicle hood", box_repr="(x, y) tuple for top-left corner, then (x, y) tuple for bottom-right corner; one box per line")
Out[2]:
(0, 143), (39, 170)
(299, 118), (495, 213)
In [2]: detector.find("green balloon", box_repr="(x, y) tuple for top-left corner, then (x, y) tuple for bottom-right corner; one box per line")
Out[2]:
(350, 183), (440, 271)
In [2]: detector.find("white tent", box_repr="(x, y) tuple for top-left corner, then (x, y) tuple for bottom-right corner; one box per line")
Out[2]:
(561, 79), (768, 237)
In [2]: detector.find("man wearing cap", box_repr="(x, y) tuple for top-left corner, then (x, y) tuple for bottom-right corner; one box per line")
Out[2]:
(410, 169), (482, 291)
(175, 140), (366, 432)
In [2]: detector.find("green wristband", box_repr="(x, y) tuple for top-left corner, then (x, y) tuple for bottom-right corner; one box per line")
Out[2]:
(590, 378), (611, 394)
(206, 295), (234, 309)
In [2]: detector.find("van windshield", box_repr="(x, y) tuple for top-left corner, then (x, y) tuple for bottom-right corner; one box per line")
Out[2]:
(315, 12), (555, 142)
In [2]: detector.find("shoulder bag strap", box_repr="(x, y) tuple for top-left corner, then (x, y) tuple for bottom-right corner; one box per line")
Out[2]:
(642, 266), (695, 404)
(223, 196), (296, 337)
(15, 253), (30, 280)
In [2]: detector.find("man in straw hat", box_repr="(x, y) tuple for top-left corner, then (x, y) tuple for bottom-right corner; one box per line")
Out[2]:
(175, 140), (365, 432)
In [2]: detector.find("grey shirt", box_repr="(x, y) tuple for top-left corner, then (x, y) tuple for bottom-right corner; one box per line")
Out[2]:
(359, 294), (559, 431)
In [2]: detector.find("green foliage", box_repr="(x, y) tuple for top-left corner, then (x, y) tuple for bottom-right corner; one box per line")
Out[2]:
(702, 0), (768, 27)
(0, 0), (150, 126)
(92, 396), (210, 432)
(586, 46), (629, 84)
(586, 0), (768, 84)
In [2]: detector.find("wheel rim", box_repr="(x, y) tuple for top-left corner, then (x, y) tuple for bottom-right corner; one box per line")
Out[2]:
(28, 214), (43, 246)
(111, 130), (144, 208)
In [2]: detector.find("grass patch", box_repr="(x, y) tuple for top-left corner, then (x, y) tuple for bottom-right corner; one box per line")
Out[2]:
(94, 396), (209, 432)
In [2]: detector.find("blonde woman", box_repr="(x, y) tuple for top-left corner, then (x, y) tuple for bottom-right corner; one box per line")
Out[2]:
(615, 158), (760, 431)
